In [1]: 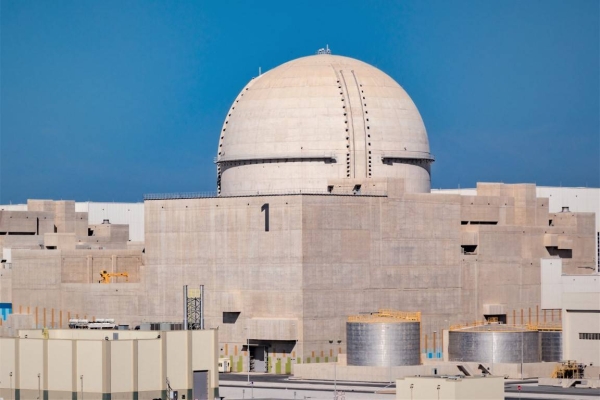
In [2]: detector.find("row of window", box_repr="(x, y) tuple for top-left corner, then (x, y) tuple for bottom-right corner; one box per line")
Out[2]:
(579, 333), (600, 340)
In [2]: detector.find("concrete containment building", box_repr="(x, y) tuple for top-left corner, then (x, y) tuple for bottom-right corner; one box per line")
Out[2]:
(1, 51), (598, 375)
(346, 310), (420, 366)
(216, 55), (434, 196)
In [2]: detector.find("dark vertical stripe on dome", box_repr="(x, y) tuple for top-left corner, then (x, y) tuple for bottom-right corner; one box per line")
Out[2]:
(350, 70), (369, 178)
(339, 70), (356, 178)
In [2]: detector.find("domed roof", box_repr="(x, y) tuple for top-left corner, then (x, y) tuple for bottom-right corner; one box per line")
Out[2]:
(217, 54), (433, 196)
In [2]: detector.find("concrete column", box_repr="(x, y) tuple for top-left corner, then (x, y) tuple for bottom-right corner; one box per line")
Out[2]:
(102, 340), (111, 396)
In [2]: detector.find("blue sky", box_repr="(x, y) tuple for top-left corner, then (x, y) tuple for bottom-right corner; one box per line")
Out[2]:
(1, 0), (598, 203)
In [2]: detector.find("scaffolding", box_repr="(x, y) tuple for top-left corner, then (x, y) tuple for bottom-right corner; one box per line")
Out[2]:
(183, 285), (204, 330)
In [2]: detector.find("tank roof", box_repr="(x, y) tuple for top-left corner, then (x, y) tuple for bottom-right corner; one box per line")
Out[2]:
(348, 309), (421, 323)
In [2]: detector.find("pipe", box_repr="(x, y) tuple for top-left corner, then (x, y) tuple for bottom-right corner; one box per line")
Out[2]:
(183, 285), (188, 330)
(200, 285), (205, 330)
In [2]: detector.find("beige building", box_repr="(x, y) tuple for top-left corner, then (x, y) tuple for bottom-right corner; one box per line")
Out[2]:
(541, 258), (600, 367)
(0, 199), (144, 332)
(396, 376), (504, 400)
(0, 53), (597, 375)
(562, 292), (600, 367)
(0, 328), (219, 400)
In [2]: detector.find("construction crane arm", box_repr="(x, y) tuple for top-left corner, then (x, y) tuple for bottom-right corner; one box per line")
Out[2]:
(99, 270), (130, 284)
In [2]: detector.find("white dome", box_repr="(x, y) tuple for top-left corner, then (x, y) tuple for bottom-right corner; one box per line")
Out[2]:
(217, 54), (433, 195)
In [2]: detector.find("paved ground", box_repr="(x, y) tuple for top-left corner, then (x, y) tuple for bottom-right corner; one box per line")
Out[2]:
(218, 373), (600, 400)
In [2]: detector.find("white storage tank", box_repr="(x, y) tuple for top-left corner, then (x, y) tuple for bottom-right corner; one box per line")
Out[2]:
(347, 309), (421, 366)
(448, 323), (541, 363)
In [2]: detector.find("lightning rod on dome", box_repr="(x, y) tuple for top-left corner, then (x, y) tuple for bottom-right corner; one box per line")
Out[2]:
(316, 44), (331, 55)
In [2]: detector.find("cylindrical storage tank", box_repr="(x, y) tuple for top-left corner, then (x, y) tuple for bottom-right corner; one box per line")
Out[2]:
(540, 331), (562, 362)
(347, 310), (421, 366)
(448, 325), (541, 363)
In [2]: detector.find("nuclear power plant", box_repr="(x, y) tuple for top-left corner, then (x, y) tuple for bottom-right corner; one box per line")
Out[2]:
(1, 52), (599, 393)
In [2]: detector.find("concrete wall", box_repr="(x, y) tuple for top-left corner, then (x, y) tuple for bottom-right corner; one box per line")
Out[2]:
(293, 360), (557, 381)
(10, 249), (143, 327)
(142, 182), (595, 368)
(0, 329), (218, 399)
(396, 376), (504, 400)
(2, 184), (595, 373)
(433, 186), (600, 271)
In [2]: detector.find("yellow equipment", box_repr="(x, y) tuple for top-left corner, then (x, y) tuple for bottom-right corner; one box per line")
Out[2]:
(99, 270), (129, 284)
(551, 360), (585, 379)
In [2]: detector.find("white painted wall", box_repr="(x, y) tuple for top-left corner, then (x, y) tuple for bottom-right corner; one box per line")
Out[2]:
(0, 204), (27, 211)
(75, 202), (144, 242)
(540, 258), (600, 310)
(562, 292), (600, 366)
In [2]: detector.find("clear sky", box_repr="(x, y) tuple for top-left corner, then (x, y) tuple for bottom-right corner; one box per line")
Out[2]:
(1, 0), (598, 203)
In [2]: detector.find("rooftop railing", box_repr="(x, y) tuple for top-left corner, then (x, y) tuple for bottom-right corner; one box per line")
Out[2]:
(144, 188), (387, 200)
(348, 309), (421, 323)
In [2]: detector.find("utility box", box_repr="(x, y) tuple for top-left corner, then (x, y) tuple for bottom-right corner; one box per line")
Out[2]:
(218, 358), (231, 373)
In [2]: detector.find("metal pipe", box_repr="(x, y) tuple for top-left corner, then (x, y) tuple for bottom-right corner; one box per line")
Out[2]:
(183, 285), (188, 330)
(200, 285), (205, 330)
(247, 334), (250, 383)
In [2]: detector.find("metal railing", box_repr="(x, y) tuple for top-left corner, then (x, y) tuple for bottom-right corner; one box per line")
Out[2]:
(348, 309), (421, 323)
(144, 188), (388, 200)
(526, 322), (562, 331)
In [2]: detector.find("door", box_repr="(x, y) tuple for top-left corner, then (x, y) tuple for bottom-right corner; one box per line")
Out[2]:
(193, 370), (209, 400)
(250, 345), (267, 372)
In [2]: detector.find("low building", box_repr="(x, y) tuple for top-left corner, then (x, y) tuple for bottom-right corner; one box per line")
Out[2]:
(540, 258), (600, 367)
(562, 292), (600, 367)
(396, 376), (504, 400)
(0, 328), (219, 400)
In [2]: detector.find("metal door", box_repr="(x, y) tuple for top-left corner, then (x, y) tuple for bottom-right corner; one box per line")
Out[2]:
(193, 370), (209, 400)
(251, 345), (267, 372)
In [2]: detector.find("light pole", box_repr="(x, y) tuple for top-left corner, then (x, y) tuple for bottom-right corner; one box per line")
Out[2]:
(10, 371), (13, 400)
(329, 340), (336, 398)
(410, 383), (414, 400)
(80, 375), (84, 400)
(37, 373), (41, 400)
(436, 384), (440, 400)
(386, 326), (393, 386)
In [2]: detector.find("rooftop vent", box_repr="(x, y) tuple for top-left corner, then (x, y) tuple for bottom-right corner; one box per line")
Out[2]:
(316, 44), (331, 55)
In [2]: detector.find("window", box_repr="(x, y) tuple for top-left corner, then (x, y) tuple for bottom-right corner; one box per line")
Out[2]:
(579, 333), (600, 340)
(223, 312), (240, 324)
